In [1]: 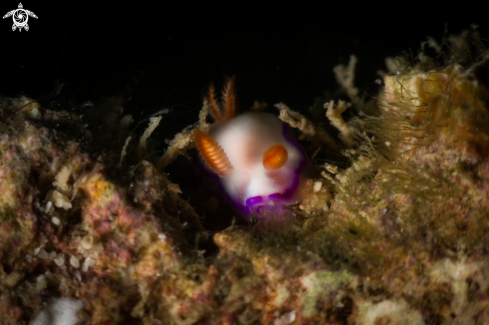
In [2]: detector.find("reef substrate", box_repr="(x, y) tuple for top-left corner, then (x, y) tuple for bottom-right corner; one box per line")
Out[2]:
(1, 51), (489, 324)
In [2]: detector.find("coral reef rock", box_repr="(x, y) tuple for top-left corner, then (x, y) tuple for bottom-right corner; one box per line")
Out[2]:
(1, 54), (489, 324)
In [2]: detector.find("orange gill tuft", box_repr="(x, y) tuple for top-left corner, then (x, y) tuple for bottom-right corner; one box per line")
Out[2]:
(193, 128), (233, 177)
(262, 144), (288, 170)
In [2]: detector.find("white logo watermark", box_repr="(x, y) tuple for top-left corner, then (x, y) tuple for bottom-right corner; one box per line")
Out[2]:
(3, 3), (37, 32)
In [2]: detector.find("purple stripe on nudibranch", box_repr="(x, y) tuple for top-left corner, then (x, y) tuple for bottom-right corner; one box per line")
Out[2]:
(246, 196), (264, 207)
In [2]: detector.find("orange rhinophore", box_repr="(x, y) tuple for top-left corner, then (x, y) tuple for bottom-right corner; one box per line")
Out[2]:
(193, 128), (233, 177)
(263, 144), (288, 170)
(222, 76), (237, 120)
(208, 83), (224, 121)
(207, 75), (237, 121)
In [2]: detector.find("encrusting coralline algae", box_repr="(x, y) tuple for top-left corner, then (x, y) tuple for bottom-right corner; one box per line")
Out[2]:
(1, 31), (489, 324)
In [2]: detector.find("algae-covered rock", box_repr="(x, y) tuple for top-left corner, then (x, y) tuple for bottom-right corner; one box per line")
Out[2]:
(1, 39), (489, 324)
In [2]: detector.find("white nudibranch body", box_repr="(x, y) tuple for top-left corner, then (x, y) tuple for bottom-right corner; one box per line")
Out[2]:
(193, 77), (310, 222)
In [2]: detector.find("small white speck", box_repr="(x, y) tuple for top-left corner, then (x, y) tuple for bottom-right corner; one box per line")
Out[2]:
(54, 254), (64, 266)
(385, 141), (391, 147)
(81, 235), (93, 250)
(274, 310), (296, 325)
(51, 217), (60, 225)
(82, 259), (89, 272)
(313, 181), (322, 193)
(31, 297), (83, 325)
(70, 256), (80, 268)
(38, 250), (49, 259)
(45, 201), (52, 214)
(158, 233), (166, 241)
(82, 257), (95, 272)
(36, 275), (47, 291)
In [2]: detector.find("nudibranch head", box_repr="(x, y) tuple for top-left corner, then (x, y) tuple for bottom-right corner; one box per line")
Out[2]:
(194, 77), (310, 223)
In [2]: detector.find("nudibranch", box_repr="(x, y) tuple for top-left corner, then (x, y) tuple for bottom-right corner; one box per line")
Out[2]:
(193, 77), (310, 223)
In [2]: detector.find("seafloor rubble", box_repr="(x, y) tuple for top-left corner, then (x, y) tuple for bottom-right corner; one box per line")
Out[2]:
(1, 36), (489, 325)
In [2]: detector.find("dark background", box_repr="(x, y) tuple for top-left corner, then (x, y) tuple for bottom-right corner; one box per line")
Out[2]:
(2, 3), (488, 125)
